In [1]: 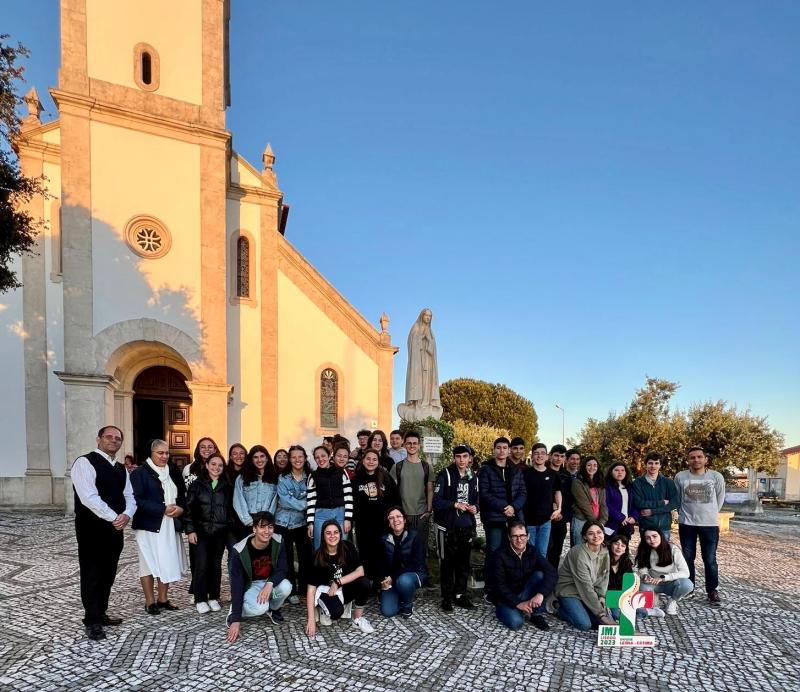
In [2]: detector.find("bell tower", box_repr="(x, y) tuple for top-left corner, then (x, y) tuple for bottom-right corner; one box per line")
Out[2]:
(58, 0), (230, 126)
(53, 0), (233, 485)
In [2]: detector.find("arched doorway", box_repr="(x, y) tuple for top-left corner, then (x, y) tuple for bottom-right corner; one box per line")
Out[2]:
(133, 366), (192, 468)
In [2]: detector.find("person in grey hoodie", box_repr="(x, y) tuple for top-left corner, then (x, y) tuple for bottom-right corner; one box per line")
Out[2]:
(554, 520), (616, 631)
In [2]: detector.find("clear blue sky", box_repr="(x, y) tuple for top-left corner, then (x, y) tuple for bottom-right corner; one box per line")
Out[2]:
(4, 1), (799, 449)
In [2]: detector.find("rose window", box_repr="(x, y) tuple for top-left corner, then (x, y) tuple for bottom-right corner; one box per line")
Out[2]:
(125, 216), (172, 259)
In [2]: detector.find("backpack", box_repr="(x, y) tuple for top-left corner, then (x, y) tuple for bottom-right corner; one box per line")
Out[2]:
(395, 459), (430, 489)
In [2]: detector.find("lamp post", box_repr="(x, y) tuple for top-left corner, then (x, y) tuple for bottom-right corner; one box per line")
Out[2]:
(555, 403), (565, 445)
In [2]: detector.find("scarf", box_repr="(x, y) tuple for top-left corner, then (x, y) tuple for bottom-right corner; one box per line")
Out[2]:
(146, 458), (178, 505)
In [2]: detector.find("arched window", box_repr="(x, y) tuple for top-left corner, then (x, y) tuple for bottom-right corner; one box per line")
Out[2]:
(134, 43), (160, 92)
(141, 52), (152, 85)
(236, 236), (250, 298)
(320, 368), (338, 429)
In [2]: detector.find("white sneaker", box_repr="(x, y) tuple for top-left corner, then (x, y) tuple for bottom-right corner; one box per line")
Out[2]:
(352, 616), (374, 634)
(289, 595), (300, 606)
(665, 599), (678, 615)
(207, 600), (221, 612)
(319, 610), (332, 626)
(645, 607), (666, 618)
(195, 602), (211, 614)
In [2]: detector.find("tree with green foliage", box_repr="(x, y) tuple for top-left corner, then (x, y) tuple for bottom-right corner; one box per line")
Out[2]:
(0, 36), (46, 293)
(450, 419), (511, 464)
(440, 378), (538, 446)
(575, 377), (784, 478)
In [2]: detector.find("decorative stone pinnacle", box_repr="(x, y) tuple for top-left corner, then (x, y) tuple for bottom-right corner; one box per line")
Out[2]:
(262, 143), (275, 172)
(22, 87), (44, 125)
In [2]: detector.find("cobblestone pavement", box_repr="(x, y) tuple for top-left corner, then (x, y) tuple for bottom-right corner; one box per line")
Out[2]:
(0, 512), (798, 692)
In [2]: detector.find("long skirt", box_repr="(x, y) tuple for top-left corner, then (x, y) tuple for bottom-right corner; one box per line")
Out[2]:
(136, 515), (187, 583)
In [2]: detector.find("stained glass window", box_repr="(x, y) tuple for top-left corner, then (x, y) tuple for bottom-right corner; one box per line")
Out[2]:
(320, 368), (338, 429)
(237, 236), (250, 298)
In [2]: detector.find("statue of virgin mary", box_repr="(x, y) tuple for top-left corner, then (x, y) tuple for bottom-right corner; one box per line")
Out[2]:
(398, 308), (443, 422)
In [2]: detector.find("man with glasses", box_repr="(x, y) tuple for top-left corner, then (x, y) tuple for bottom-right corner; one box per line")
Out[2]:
(390, 430), (434, 550)
(72, 425), (137, 640)
(490, 521), (557, 630)
(522, 443), (562, 558)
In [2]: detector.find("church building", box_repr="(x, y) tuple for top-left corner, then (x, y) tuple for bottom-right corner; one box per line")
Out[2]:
(0, 0), (397, 507)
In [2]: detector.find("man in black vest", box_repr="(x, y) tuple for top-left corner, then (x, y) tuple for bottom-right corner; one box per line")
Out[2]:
(72, 425), (137, 640)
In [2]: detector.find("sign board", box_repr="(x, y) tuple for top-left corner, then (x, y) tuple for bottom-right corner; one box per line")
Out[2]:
(422, 436), (443, 454)
(599, 573), (656, 648)
(724, 492), (750, 505)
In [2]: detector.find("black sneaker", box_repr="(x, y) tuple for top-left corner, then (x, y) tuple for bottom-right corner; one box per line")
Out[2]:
(269, 608), (285, 624)
(85, 623), (106, 641)
(530, 615), (550, 631)
(441, 600), (454, 613)
(400, 606), (413, 618)
(708, 590), (722, 606)
(454, 595), (476, 610)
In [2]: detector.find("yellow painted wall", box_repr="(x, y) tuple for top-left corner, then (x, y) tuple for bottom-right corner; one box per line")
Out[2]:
(89, 121), (202, 341)
(42, 128), (60, 145)
(226, 198), (263, 445)
(42, 159), (67, 475)
(277, 270), (380, 450)
(85, 0), (202, 105)
(231, 155), (263, 187)
(785, 451), (800, 500)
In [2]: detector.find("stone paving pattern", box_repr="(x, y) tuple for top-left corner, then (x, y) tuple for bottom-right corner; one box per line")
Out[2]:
(0, 512), (798, 691)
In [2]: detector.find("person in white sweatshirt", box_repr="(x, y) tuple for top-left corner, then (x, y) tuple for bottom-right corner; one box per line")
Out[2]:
(635, 528), (693, 615)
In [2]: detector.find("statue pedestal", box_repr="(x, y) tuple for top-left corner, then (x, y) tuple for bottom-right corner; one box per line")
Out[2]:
(397, 402), (443, 423)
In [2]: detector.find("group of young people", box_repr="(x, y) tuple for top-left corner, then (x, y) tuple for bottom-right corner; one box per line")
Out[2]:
(71, 425), (724, 641)
(480, 437), (724, 632)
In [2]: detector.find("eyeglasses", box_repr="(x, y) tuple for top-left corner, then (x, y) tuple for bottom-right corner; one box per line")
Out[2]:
(510, 534), (528, 540)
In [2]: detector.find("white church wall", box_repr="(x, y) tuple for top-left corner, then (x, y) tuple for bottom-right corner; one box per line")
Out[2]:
(226, 198), (263, 446)
(43, 160), (67, 477)
(90, 122), (203, 344)
(276, 271), (380, 452)
(85, 0), (203, 105)
(0, 258), (29, 481)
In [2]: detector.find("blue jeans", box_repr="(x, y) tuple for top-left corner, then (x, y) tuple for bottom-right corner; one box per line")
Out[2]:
(484, 526), (505, 555)
(242, 578), (292, 617)
(312, 507), (345, 550)
(678, 524), (719, 594)
(495, 571), (547, 630)
(639, 577), (694, 601)
(556, 596), (602, 631)
(571, 519), (586, 547)
(527, 522), (551, 558)
(380, 572), (422, 617)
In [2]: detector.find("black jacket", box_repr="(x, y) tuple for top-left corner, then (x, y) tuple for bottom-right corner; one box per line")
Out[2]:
(489, 543), (558, 608)
(477, 460), (526, 525)
(380, 529), (428, 584)
(184, 476), (234, 535)
(433, 464), (479, 532)
(130, 462), (186, 533)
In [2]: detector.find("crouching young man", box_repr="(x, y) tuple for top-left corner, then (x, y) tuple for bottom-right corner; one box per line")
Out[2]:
(226, 511), (293, 642)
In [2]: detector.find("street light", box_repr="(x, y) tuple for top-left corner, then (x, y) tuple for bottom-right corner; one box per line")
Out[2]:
(555, 403), (565, 445)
